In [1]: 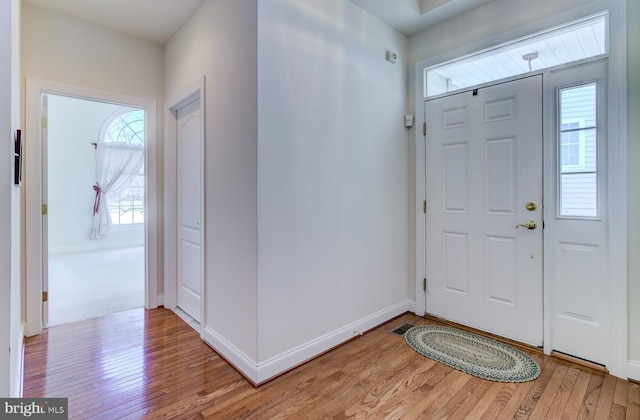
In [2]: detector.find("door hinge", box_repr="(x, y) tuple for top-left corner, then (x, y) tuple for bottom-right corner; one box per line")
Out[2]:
(423, 200), (427, 213)
(423, 122), (427, 136)
(42, 291), (48, 302)
(423, 278), (427, 291)
(41, 117), (47, 129)
(42, 204), (48, 215)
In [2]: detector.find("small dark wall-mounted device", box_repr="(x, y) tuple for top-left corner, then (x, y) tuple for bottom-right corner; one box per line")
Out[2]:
(14, 129), (22, 186)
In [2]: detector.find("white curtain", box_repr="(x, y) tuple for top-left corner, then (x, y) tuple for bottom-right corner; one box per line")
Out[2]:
(90, 142), (144, 239)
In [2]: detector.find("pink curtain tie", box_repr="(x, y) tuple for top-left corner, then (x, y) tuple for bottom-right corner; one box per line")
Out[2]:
(93, 184), (102, 215)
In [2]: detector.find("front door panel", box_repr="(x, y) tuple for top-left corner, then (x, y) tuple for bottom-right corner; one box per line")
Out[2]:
(425, 76), (543, 346)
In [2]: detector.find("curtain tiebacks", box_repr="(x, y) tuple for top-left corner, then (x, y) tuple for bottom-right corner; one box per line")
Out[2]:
(93, 184), (102, 215)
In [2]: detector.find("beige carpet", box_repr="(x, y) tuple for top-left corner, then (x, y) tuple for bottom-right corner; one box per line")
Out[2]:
(47, 246), (145, 326)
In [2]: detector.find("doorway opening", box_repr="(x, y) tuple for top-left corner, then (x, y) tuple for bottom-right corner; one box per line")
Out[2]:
(44, 94), (146, 326)
(25, 78), (159, 337)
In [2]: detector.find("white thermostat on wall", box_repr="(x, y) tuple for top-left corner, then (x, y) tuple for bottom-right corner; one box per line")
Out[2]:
(404, 115), (414, 128)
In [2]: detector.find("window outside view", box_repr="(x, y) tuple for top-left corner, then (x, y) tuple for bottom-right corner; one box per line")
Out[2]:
(103, 109), (145, 225)
(559, 83), (598, 217)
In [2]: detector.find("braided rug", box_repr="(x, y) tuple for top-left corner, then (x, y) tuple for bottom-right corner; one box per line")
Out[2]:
(405, 325), (540, 382)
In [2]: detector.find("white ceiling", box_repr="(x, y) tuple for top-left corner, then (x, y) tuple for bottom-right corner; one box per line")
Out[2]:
(22, 0), (207, 45)
(22, 0), (494, 46)
(350, 0), (495, 36)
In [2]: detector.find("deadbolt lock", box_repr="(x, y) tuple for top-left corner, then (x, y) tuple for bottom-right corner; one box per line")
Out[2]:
(525, 202), (537, 211)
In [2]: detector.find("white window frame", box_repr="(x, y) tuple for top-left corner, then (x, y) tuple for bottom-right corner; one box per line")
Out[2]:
(559, 117), (587, 171)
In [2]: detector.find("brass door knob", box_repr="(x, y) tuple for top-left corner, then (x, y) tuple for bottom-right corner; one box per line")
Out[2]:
(515, 220), (537, 230)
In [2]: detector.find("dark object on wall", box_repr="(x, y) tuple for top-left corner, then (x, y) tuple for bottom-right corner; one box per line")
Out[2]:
(14, 129), (22, 186)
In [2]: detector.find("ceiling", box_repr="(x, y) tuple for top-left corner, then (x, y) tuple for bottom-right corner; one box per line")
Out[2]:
(22, 0), (207, 45)
(22, 0), (495, 46)
(350, 0), (495, 36)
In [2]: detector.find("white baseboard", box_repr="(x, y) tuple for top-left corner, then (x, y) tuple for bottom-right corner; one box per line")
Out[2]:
(12, 322), (25, 398)
(201, 326), (259, 384)
(50, 242), (144, 255)
(407, 299), (416, 314)
(628, 359), (640, 382)
(202, 300), (412, 385)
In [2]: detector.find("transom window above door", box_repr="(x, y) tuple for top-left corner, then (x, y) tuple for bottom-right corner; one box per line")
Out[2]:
(425, 13), (607, 97)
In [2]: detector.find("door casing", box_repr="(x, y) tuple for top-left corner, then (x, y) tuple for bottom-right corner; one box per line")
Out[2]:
(164, 76), (206, 332)
(413, 2), (627, 378)
(25, 78), (159, 336)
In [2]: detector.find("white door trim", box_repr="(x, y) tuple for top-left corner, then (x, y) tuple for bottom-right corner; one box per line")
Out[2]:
(164, 77), (206, 331)
(413, 0), (627, 378)
(25, 78), (159, 337)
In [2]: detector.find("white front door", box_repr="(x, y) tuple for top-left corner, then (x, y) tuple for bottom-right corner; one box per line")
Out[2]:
(425, 75), (543, 346)
(177, 98), (203, 323)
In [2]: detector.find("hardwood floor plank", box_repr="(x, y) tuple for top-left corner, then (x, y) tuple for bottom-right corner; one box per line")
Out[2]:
(610, 377), (630, 419)
(627, 383), (640, 420)
(579, 373), (605, 419)
(536, 363), (580, 419)
(511, 357), (559, 419)
(592, 374), (617, 419)
(560, 369), (592, 419)
(495, 373), (537, 420)
(22, 308), (638, 419)
(464, 380), (510, 419)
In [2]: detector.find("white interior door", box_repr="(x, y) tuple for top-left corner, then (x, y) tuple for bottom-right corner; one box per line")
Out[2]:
(177, 97), (203, 323)
(41, 93), (49, 326)
(425, 75), (543, 346)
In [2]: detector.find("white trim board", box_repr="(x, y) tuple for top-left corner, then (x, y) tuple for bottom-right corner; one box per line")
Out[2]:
(12, 322), (25, 397)
(163, 76), (206, 334)
(25, 78), (159, 337)
(628, 360), (640, 383)
(203, 300), (412, 385)
(413, 0), (627, 378)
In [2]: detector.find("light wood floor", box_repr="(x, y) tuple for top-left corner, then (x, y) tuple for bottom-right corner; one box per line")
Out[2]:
(23, 308), (640, 419)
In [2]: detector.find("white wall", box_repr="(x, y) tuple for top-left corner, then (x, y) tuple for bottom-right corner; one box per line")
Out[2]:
(257, 0), (409, 364)
(21, 3), (164, 295)
(47, 95), (143, 254)
(165, 0), (409, 383)
(0, 0), (22, 398)
(626, 0), (640, 375)
(164, 0), (259, 363)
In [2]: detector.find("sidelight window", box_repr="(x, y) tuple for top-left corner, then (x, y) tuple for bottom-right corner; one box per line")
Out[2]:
(558, 83), (598, 217)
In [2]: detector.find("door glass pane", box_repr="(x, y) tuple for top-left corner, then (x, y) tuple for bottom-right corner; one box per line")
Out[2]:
(558, 83), (598, 218)
(560, 173), (597, 217)
(559, 128), (597, 173)
(560, 84), (596, 128)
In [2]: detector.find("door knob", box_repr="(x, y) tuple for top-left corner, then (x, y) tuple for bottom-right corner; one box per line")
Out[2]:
(515, 220), (537, 230)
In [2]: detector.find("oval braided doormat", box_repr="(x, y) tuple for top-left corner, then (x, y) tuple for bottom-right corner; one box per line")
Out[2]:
(405, 325), (540, 382)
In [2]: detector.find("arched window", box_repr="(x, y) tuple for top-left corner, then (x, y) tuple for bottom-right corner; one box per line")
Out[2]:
(101, 109), (145, 226)
(103, 109), (145, 145)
